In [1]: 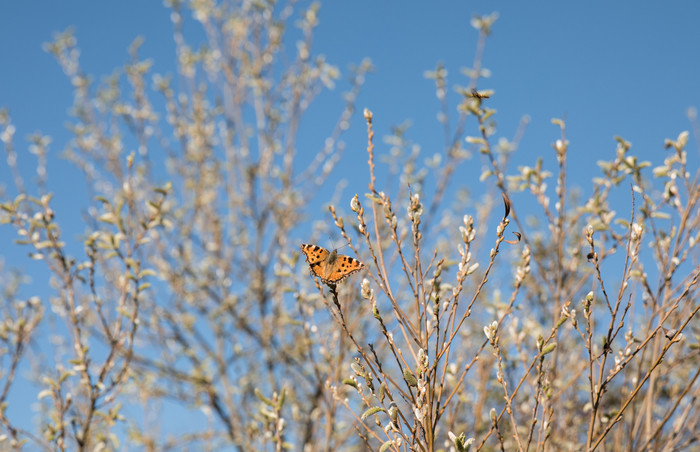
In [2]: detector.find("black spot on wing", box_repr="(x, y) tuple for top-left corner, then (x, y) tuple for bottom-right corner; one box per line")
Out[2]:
(301, 243), (329, 264)
(308, 262), (324, 278)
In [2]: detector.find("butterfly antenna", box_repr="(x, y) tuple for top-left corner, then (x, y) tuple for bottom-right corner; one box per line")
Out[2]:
(328, 233), (342, 251)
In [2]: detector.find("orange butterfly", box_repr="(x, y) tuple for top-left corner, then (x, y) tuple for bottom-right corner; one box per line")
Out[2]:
(300, 244), (364, 284)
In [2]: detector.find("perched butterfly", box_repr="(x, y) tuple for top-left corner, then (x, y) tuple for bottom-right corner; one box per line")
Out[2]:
(300, 244), (364, 284)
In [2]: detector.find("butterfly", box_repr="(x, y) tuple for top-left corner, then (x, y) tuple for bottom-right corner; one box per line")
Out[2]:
(300, 244), (364, 284)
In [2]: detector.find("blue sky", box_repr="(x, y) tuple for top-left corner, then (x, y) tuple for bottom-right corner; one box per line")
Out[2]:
(3, 2), (700, 180)
(2, 2), (699, 225)
(1, 0), (699, 445)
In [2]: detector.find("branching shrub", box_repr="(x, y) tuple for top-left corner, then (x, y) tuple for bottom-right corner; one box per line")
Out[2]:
(0, 2), (697, 452)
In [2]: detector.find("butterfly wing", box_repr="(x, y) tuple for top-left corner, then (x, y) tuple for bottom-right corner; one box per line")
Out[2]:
(301, 244), (364, 284)
(323, 253), (364, 284)
(301, 244), (330, 279)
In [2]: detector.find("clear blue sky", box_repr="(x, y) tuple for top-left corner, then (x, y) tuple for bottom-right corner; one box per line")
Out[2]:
(1, 0), (699, 444)
(2, 2), (700, 184)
